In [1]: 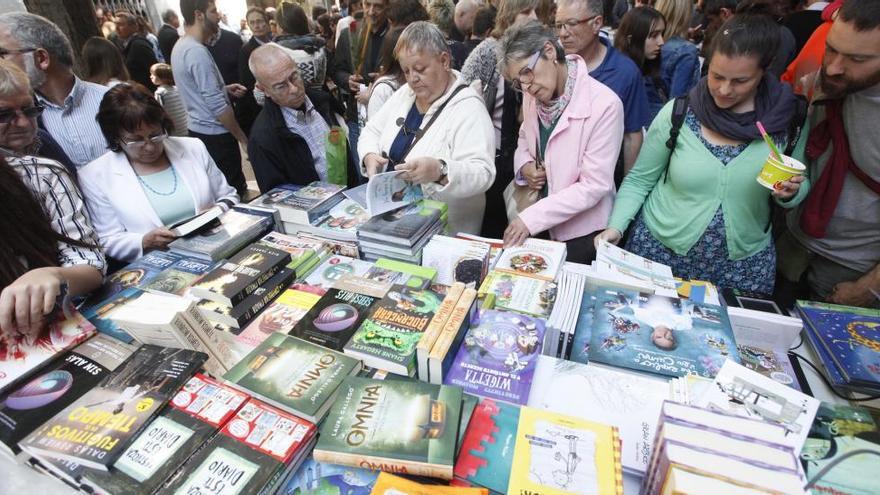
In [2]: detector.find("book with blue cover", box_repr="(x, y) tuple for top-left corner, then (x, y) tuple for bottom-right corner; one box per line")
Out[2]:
(588, 288), (739, 378)
(569, 289), (597, 364)
(81, 251), (183, 308)
(281, 457), (379, 495)
(797, 301), (880, 389)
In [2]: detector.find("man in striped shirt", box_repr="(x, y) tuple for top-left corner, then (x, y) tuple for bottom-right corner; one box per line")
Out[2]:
(0, 13), (110, 169)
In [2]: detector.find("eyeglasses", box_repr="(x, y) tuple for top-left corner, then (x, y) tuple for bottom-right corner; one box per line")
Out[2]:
(119, 132), (168, 149)
(511, 49), (543, 93)
(554, 15), (599, 33)
(0, 105), (43, 124)
(0, 47), (36, 58)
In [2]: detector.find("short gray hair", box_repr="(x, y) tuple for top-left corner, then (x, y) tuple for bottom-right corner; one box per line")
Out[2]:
(248, 43), (300, 79)
(395, 21), (449, 58)
(0, 13), (74, 68)
(497, 20), (561, 75)
(557, 0), (604, 17)
(0, 59), (32, 100)
(162, 9), (178, 24)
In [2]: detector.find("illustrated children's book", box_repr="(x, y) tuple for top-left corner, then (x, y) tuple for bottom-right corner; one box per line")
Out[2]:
(587, 288), (740, 378)
(444, 310), (546, 405)
(478, 271), (557, 318)
(281, 457), (379, 495)
(454, 398), (520, 493)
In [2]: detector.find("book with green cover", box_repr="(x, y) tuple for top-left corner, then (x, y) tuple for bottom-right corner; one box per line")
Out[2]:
(344, 285), (443, 376)
(478, 271), (557, 318)
(366, 258), (438, 289)
(314, 376), (463, 480)
(223, 333), (361, 423)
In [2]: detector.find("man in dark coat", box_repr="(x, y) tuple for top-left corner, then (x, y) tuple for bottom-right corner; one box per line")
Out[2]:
(157, 9), (180, 63)
(115, 11), (157, 91)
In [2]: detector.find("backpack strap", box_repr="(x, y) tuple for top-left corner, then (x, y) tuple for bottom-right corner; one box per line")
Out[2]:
(666, 95), (689, 150)
(783, 95), (809, 156)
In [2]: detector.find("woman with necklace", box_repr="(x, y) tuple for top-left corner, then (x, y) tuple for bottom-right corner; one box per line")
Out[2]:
(79, 84), (239, 263)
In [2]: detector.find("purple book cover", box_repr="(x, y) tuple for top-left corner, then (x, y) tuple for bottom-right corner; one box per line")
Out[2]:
(443, 310), (545, 405)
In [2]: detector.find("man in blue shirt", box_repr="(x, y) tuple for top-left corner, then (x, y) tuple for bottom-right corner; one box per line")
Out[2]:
(555, 0), (650, 184)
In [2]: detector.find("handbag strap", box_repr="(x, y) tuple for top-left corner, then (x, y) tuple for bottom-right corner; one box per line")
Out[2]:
(395, 84), (468, 163)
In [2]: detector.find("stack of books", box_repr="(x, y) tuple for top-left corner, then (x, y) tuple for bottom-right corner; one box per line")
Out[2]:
(542, 262), (587, 358)
(592, 240), (679, 298)
(642, 401), (806, 494)
(168, 209), (272, 261)
(290, 197), (370, 242)
(358, 200), (447, 263)
(249, 182), (346, 234)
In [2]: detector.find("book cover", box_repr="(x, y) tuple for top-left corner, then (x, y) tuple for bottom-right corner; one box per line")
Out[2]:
(169, 210), (270, 261)
(19, 345), (208, 470)
(223, 333), (361, 423)
(417, 283), (465, 382)
(236, 289), (321, 351)
(140, 256), (216, 296)
(370, 472), (488, 494)
(370, 258), (437, 289)
(800, 402), (880, 495)
(427, 288), (478, 385)
(281, 457), (379, 495)
(161, 398), (317, 495)
(587, 288), (740, 378)
(422, 235), (491, 288)
(494, 238), (566, 281)
(357, 202), (442, 245)
(81, 251), (183, 308)
(696, 360), (819, 451)
(314, 376), (463, 479)
(568, 289), (597, 365)
(80, 373), (249, 494)
(595, 240), (677, 296)
(301, 255), (373, 295)
(289, 278), (386, 351)
(737, 344), (801, 391)
(365, 171), (424, 217)
(796, 301), (880, 388)
(80, 287), (142, 344)
(213, 267), (297, 329)
(315, 198), (370, 238)
(344, 285), (443, 376)
(527, 357), (669, 474)
(454, 398), (520, 493)
(478, 271), (557, 318)
(444, 309), (546, 405)
(280, 182), (346, 224)
(0, 306), (97, 393)
(508, 406), (622, 495)
(0, 334), (136, 457)
(191, 244), (291, 306)
(259, 231), (327, 273)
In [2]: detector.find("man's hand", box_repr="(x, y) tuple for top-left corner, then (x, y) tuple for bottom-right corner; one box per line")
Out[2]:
(226, 83), (247, 99)
(503, 217), (531, 248)
(395, 157), (442, 184)
(520, 161), (546, 190)
(363, 153), (389, 177)
(828, 280), (879, 308)
(348, 74), (364, 94)
(142, 227), (176, 251)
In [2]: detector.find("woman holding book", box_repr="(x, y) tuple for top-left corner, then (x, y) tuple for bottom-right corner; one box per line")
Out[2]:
(596, 15), (809, 295)
(79, 84), (239, 263)
(358, 21), (496, 236)
(0, 61), (105, 336)
(500, 21), (623, 264)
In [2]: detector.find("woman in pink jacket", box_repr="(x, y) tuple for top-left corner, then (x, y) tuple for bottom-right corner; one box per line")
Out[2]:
(499, 20), (624, 263)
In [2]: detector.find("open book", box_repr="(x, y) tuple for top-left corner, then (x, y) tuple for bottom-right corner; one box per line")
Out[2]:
(594, 240), (678, 297)
(361, 171), (424, 217)
(168, 205), (224, 237)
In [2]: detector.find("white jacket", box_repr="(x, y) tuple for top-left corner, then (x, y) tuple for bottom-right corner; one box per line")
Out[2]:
(79, 136), (239, 262)
(358, 74), (496, 235)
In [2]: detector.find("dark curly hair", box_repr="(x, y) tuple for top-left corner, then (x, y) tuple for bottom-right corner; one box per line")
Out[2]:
(96, 83), (175, 153)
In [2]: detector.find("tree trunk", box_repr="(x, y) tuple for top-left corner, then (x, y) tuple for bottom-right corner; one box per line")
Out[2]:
(23, 0), (100, 75)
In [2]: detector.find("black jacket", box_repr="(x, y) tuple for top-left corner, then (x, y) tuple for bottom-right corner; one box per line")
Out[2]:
(247, 94), (362, 193)
(124, 35), (158, 91)
(158, 24), (179, 63)
(237, 36), (262, 135)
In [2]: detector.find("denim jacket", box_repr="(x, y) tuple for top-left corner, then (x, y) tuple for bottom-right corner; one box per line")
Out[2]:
(660, 36), (701, 99)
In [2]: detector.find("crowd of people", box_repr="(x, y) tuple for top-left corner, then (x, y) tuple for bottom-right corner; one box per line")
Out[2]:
(0, 0), (878, 337)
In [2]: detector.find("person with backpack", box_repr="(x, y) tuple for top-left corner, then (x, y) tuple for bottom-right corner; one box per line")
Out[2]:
(596, 14), (809, 296)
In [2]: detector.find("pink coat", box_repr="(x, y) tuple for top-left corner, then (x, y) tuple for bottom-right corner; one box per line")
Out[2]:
(514, 55), (624, 241)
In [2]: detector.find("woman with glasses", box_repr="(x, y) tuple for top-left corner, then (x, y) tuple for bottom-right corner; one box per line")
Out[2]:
(499, 21), (623, 263)
(358, 21), (495, 235)
(79, 84), (239, 263)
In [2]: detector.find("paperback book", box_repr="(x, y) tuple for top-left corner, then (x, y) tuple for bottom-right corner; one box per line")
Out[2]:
(427, 287), (478, 385)
(168, 209), (271, 261)
(357, 201), (443, 246)
(199, 267), (296, 329)
(588, 288), (740, 378)
(422, 235), (491, 288)
(313, 198), (370, 240)
(281, 457), (379, 495)
(80, 288), (142, 344)
(494, 238), (566, 281)
(80, 373), (249, 494)
(478, 271), (557, 318)
(595, 240), (677, 297)
(223, 332), (362, 423)
(300, 254), (373, 295)
(365, 258), (438, 289)
(0, 334), (136, 458)
(737, 344), (800, 390)
(81, 251), (182, 308)
(365, 170), (424, 217)
(314, 376), (463, 479)
(258, 231), (327, 274)
(140, 255), (215, 296)
(344, 285), (443, 376)
(236, 289), (321, 351)
(161, 398), (317, 495)
(454, 398), (520, 493)
(190, 243), (291, 306)
(19, 345), (208, 470)
(444, 309), (546, 405)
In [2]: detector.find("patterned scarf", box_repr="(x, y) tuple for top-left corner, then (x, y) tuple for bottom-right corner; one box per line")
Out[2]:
(536, 58), (578, 128)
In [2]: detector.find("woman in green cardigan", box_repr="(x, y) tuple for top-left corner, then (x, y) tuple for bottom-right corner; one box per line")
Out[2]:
(596, 14), (810, 295)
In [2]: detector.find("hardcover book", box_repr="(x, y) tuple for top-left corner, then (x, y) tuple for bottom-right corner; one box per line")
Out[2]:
(236, 289), (321, 351)
(223, 333), (361, 423)
(0, 334), (136, 458)
(357, 201), (443, 246)
(281, 457), (379, 495)
(478, 271), (557, 318)
(81, 251), (183, 308)
(300, 254), (373, 295)
(343, 285), (443, 376)
(161, 398), (317, 495)
(288, 277), (388, 351)
(169, 210), (271, 261)
(454, 398), (520, 493)
(80, 373), (249, 494)
(314, 376), (463, 479)
(587, 288), (740, 378)
(0, 306), (96, 393)
(190, 243), (291, 306)
(140, 256), (216, 296)
(19, 345), (208, 470)
(493, 238), (567, 281)
(417, 283), (465, 382)
(444, 309), (546, 405)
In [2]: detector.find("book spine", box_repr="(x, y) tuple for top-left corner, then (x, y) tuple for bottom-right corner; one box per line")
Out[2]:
(416, 284), (464, 382)
(312, 449), (452, 480)
(231, 263), (282, 306)
(171, 315), (212, 355)
(233, 269), (296, 326)
(182, 306), (234, 372)
(428, 288), (477, 385)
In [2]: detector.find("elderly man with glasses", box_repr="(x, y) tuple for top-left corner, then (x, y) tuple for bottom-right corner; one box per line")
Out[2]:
(555, 0), (649, 184)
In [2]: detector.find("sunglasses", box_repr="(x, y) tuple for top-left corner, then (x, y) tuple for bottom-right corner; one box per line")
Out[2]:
(0, 105), (43, 124)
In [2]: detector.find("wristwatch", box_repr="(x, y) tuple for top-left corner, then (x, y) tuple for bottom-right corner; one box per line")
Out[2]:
(438, 159), (448, 181)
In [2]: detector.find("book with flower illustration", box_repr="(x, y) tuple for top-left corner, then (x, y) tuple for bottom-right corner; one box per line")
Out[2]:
(0, 306), (97, 394)
(478, 271), (557, 318)
(494, 238), (567, 281)
(588, 287), (740, 378)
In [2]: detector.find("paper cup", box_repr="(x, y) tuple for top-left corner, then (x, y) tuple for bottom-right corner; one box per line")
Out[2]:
(757, 154), (805, 191)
